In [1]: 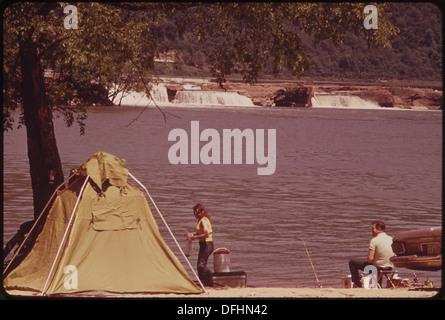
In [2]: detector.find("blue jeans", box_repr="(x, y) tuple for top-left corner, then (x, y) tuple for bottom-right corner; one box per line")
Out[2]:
(198, 241), (214, 286)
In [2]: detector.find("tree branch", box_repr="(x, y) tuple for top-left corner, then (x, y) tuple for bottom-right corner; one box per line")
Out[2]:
(126, 58), (168, 126)
(38, 36), (71, 59)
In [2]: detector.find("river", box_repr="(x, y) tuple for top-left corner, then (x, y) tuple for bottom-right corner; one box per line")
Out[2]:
(3, 104), (442, 288)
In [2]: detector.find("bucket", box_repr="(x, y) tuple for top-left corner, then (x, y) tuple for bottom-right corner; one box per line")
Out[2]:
(213, 248), (230, 273)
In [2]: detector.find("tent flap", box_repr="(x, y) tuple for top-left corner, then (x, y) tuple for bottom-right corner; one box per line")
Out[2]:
(75, 151), (128, 190)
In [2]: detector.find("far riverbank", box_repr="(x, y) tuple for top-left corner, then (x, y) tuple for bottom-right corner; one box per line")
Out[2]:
(200, 80), (443, 110)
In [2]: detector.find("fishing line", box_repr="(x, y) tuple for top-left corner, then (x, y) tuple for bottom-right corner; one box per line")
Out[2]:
(301, 237), (322, 288)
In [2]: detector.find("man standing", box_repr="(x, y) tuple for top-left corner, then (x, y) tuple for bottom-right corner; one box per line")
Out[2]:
(348, 221), (395, 288)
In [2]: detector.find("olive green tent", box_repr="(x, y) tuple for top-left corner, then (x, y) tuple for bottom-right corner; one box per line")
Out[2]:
(3, 152), (203, 296)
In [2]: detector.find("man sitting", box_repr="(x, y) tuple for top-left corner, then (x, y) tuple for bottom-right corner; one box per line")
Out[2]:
(348, 221), (395, 288)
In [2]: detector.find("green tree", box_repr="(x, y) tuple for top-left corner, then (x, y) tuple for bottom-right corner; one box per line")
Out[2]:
(189, 3), (398, 84)
(2, 2), (398, 251)
(3, 2), (164, 221)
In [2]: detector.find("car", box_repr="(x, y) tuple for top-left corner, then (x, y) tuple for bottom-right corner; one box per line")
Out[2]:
(390, 226), (442, 271)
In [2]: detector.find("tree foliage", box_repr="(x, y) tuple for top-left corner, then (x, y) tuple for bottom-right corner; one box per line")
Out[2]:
(301, 3), (442, 81)
(186, 2), (398, 84)
(3, 2), (166, 132)
(154, 3), (441, 82)
(3, 2), (400, 131)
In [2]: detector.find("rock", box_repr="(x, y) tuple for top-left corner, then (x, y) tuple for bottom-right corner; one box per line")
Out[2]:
(273, 86), (314, 107)
(354, 90), (394, 108)
(389, 87), (443, 109)
(165, 84), (184, 102)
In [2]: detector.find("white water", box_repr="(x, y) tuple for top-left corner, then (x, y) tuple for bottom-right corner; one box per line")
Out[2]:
(111, 83), (170, 107)
(110, 79), (255, 107)
(111, 82), (382, 109)
(312, 93), (382, 109)
(173, 90), (255, 107)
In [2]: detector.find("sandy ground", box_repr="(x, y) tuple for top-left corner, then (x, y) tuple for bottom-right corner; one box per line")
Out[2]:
(201, 286), (441, 299)
(4, 286), (441, 299)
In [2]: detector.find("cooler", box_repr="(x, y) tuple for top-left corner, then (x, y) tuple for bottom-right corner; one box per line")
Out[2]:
(212, 271), (247, 288)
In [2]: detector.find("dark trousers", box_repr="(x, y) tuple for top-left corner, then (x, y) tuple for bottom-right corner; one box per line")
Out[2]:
(349, 258), (391, 288)
(348, 258), (370, 288)
(198, 241), (214, 286)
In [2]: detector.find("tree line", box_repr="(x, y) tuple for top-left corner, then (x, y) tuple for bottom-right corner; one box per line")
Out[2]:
(154, 3), (442, 82)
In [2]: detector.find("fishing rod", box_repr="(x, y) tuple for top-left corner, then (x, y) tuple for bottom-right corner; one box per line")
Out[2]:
(301, 237), (322, 288)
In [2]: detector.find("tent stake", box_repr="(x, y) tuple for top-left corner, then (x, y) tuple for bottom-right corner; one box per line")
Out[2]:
(128, 172), (208, 295)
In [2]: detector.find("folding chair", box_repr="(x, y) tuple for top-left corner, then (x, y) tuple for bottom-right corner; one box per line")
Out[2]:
(377, 268), (398, 288)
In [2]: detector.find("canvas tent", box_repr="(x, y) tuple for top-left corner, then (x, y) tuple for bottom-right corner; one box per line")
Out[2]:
(3, 151), (203, 296)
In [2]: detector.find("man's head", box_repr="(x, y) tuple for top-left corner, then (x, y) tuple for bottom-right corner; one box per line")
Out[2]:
(371, 221), (386, 237)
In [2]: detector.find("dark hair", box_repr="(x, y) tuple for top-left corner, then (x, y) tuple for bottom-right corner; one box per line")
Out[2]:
(193, 203), (210, 219)
(373, 221), (386, 231)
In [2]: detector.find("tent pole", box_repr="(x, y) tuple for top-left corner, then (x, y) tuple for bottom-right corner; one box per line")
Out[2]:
(128, 172), (208, 295)
(40, 175), (90, 296)
(3, 174), (75, 276)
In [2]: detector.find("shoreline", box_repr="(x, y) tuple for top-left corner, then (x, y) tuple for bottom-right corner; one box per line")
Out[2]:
(73, 76), (442, 110)
(4, 286), (441, 299)
(200, 81), (443, 110)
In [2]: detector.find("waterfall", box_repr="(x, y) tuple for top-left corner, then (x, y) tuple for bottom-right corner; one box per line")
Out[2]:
(149, 83), (170, 105)
(311, 93), (381, 109)
(111, 81), (255, 107)
(111, 83), (170, 107)
(173, 90), (255, 107)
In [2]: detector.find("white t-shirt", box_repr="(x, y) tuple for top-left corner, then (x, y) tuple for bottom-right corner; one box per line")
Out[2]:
(369, 232), (395, 268)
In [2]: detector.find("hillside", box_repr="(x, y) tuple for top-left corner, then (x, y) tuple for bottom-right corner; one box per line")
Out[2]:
(154, 3), (442, 83)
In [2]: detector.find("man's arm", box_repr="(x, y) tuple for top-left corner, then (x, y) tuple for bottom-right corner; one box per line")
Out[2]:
(367, 249), (375, 264)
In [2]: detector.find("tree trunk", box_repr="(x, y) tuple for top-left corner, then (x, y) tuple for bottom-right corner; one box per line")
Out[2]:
(19, 37), (64, 219)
